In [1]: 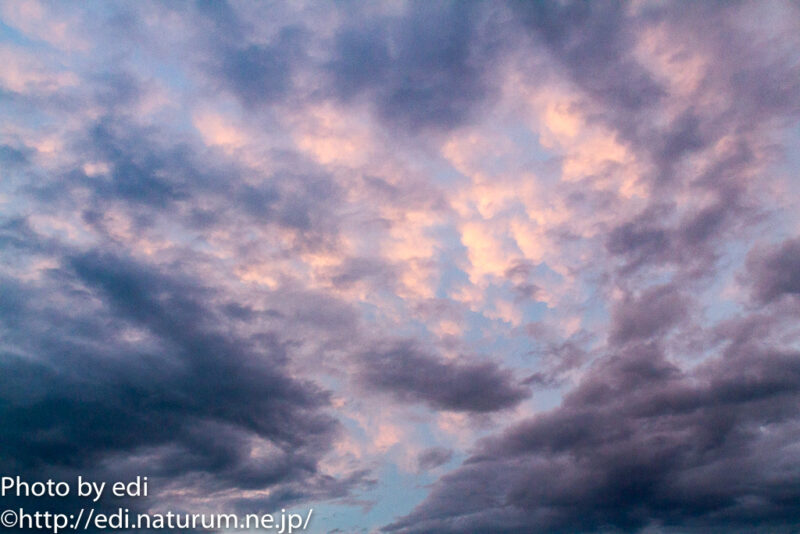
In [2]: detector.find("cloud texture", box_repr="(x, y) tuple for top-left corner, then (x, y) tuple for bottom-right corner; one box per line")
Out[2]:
(1, 1), (800, 532)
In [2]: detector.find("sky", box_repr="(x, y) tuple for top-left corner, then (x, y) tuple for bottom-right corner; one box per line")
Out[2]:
(1, 1), (800, 533)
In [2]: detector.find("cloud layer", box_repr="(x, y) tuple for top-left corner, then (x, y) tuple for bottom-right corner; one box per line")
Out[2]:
(1, 1), (799, 533)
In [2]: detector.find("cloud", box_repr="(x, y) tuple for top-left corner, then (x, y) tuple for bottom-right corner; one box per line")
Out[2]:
(216, 27), (307, 108)
(386, 338), (800, 533)
(0, 245), (362, 520)
(609, 284), (689, 345)
(327, 1), (499, 132)
(358, 342), (530, 413)
(746, 238), (800, 304)
(2, 2), (800, 533)
(416, 447), (454, 472)
(0, 143), (30, 168)
(41, 112), (344, 251)
(512, 1), (664, 114)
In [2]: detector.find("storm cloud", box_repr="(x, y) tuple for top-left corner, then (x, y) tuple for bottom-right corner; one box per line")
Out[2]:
(0, 246), (349, 512)
(386, 340), (800, 533)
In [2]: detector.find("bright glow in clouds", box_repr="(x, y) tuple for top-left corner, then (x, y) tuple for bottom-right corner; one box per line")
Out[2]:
(1, 2), (800, 533)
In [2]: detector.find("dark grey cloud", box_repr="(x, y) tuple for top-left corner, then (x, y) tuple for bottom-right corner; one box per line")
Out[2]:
(0, 250), (333, 461)
(504, 261), (541, 302)
(385, 339), (800, 533)
(605, 204), (675, 273)
(27, 113), (344, 250)
(0, 216), (44, 252)
(217, 27), (306, 108)
(523, 331), (594, 388)
(513, 1), (664, 114)
(0, 143), (31, 167)
(604, 195), (749, 278)
(358, 342), (530, 413)
(0, 240), (364, 528)
(172, 0), (308, 108)
(325, 257), (397, 290)
(609, 284), (689, 345)
(417, 447), (454, 473)
(327, 1), (499, 132)
(228, 467), (375, 518)
(78, 119), (190, 207)
(194, 0), (244, 38)
(746, 237), (800, 304)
